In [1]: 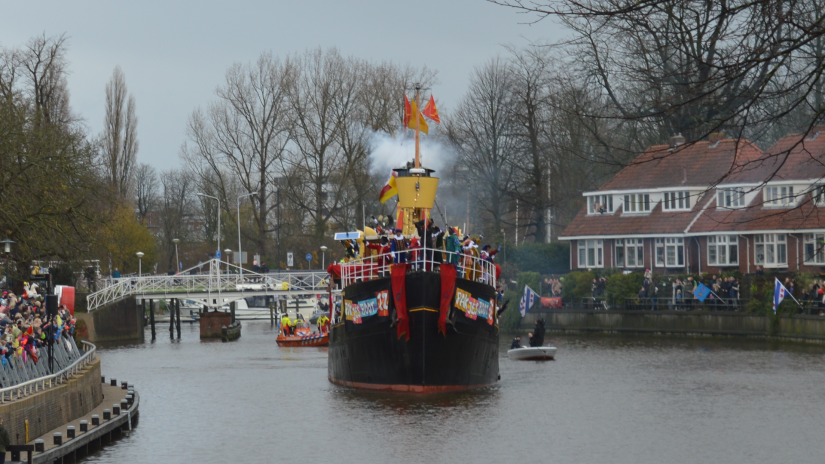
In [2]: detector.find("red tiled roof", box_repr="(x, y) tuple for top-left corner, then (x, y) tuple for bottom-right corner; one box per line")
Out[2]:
(598, 139), (765, 191)
(561, 191), (711, 237)
(723, 128), (825, 184)
(690, 191), (825, 233)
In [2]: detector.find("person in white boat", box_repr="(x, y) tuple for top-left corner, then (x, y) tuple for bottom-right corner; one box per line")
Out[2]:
(510, 335), (522, 349)
(529, 319), (545, 347)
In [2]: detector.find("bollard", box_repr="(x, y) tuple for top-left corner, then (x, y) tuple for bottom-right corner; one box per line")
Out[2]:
(80, 420), (88, 432)
(126, 395), (133, 406)
(128, 384), (135, 390)
(113, 404), (120, 416)
(101, 376), (106, 383)
(110, 378), (117, 387)
(53, 432), (62, 446)
(91, 414), (100, 426)
(121, 399), (129, 410)
(35, 439), (44, 452)
(121, 381), (128, 389)
(103, 410), (111, 420)
(67, 426), (75, 439)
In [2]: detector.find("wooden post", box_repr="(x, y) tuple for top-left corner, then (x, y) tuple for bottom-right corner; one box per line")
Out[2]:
(147, 299), (155, 340)
(169, 299), (175, 337)
(269, 301), (274, 325)
(230, 300), (236, 324)
(175, 298), (181, 339)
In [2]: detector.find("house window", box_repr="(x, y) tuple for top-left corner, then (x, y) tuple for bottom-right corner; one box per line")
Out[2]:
(578, 240), (603, 268)
(707, 235), (739, 266)
(656, 237), (684, 267)
(615, 239), (624, 267)
(616, 238), (643, 268)
(755, 234), (787, 267)
(813, 185), (825, 206)
(804, 233), (825, 264)
(587, 195), (613, 214)
(764, 186), (794, 206)
(655, 239), (665, 267)
(663, 191), (691, 211)
(717, 187), (745, 208)
(623, 193), (650, 213)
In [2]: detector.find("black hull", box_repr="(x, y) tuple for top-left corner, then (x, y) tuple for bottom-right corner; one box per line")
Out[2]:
(329, 271), (499, 392)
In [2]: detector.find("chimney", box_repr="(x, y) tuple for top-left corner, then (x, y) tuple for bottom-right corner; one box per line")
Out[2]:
(708, 132), (725, 144)
(669, 133), (686, 148)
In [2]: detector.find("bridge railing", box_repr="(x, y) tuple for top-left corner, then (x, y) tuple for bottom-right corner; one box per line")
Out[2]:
(86, 259), (330, 311)
(0, 338), (95, 404)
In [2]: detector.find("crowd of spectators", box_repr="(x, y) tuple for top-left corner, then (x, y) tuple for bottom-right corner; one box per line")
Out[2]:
(0, 285), (76, 367)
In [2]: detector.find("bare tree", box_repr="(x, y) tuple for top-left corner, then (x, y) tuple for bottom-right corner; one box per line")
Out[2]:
(134, 163), (157, 223)
(157, 170), (193, 272)
(102, 65), (138, 200)
(182, 52), (293, 261)
(447, 58), (519, 238)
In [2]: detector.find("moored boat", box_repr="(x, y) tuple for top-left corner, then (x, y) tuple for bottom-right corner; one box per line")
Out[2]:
(276, 327), (329, 347)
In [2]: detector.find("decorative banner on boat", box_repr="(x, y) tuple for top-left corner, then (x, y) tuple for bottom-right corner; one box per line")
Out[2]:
(454, 288), (494, 327)
(344, 287), (394, 331)
(376, 290), (389, 317)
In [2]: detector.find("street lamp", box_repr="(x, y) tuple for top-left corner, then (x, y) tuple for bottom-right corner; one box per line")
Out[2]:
(320, 245), (328, 270)
(172, 238), (180, 275)
(1, 239), (14, 291)
(237, 192), (257, 280)
(197, 193), (221, 264)
(136, 251), (145, 277)
(224, 249), (232, 273)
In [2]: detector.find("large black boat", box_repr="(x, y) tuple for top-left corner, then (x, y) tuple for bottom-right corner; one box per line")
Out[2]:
(327, 89), (500, 392)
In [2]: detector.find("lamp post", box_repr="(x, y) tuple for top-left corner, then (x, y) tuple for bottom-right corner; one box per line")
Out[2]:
(224, 249), (232, 273)
(136, 251), (144, 277)
(320, 245), (328, 270)
(1, 239), (14, 291)
(197, 193), (221, 264)
(237, 192), (257, 281)
(172, 238), (180, 275)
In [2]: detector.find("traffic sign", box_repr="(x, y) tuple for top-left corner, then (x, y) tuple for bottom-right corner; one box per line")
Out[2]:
(287, 252), (294, 267)
(306, 253), (312, 262)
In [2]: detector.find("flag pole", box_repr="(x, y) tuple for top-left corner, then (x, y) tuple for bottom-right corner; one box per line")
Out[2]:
(414, 85), (420, 169)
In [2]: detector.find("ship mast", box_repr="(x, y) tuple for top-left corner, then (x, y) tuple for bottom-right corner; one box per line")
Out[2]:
(414, 84), (421, 169)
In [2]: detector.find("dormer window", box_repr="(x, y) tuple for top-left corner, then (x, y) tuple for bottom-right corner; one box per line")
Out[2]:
(813, 185), (825, 206)
(663, 191), (691, 211)
(623, 193), (650, 213)
(717, 187), (745, 208)
(764, 186), (794, 206)
(587, 195), (614, 214)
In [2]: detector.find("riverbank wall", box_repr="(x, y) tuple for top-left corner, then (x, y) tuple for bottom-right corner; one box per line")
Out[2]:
(0, 358), (102, 444)
(75, 297), (144, 343)
(519, 310), (825, 342)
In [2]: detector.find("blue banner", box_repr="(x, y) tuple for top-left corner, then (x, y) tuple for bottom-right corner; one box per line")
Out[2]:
(693, 283), (711, 302)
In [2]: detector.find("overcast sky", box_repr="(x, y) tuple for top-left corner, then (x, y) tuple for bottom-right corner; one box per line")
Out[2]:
(2, 0), (565, 169)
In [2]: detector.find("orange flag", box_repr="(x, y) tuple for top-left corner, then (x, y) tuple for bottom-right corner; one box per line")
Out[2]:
(422, 95), (440, 123)
(403, 95), (412, 127)
(379, 171), (398, 204)
(406, 98), (429, 134)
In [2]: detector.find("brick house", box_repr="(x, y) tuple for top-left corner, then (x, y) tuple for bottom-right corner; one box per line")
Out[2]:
(559, 129), (825, 274)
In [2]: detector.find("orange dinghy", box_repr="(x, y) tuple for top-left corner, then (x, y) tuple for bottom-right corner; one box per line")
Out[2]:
(276, 327), (329, 347)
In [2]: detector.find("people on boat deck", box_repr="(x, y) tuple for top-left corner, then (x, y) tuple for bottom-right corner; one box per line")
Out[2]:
(390, 229), (408, 264)
(280, 314), (292, 336)
(510, 336), (522, 349)
(444, 227), (461, 265)
(530, 319), (546, 347)
(317, 314), (330, 333)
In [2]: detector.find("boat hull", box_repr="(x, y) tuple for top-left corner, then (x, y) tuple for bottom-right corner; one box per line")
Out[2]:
(276, 333), (329, 347)
(507, 346), (556, 361)
(329, 271), (499, 392)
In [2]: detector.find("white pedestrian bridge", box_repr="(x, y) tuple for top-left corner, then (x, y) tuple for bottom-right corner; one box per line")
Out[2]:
(86, 259), (332, 312)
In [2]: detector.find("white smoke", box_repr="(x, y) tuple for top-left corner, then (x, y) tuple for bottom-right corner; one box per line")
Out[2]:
(368, 131), (454, 177)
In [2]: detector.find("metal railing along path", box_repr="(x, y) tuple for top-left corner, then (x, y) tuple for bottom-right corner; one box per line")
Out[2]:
(86, 259), (330, 312)
(0, 339), (96, 404)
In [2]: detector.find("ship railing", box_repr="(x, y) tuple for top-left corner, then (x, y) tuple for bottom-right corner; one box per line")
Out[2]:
(339, 249), (497, 289)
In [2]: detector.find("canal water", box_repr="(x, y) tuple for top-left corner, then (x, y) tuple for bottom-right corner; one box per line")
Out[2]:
(84, 323), (825, 463)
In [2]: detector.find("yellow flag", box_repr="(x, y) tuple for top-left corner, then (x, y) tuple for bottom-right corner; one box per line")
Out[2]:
(406, 99), (429, 134)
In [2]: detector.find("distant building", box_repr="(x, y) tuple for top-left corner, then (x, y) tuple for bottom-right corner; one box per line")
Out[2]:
(559, 129), (825, 274)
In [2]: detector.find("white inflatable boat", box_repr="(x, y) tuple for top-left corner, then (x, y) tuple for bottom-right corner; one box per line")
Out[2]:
(507, 346), (557, 361)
